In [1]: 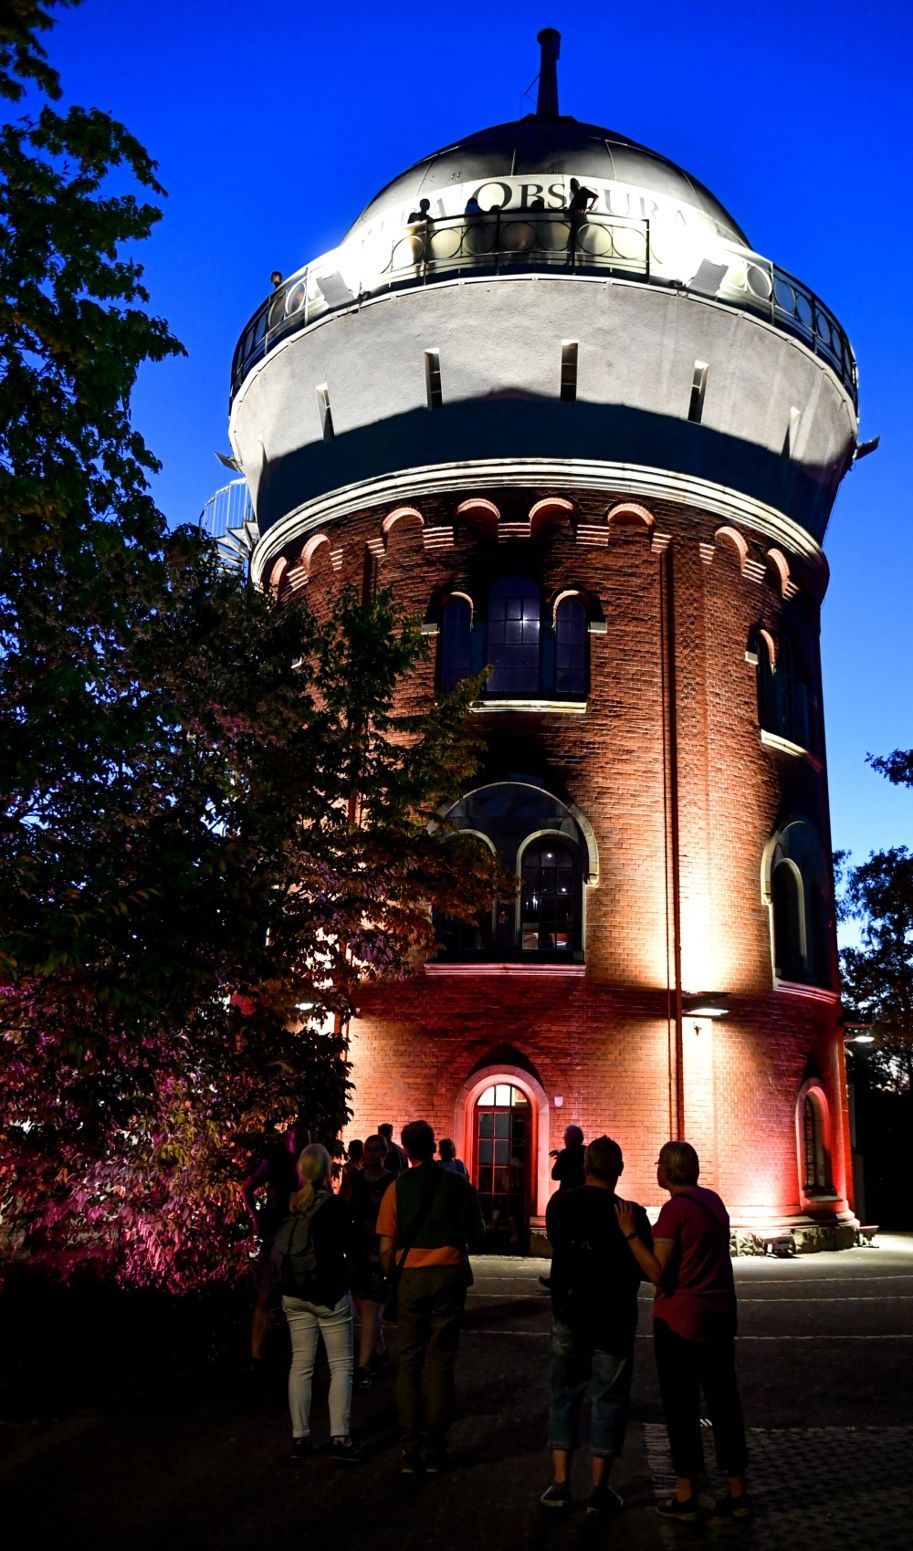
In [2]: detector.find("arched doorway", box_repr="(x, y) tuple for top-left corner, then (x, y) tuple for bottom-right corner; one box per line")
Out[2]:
(473, 1083), (530, 1253)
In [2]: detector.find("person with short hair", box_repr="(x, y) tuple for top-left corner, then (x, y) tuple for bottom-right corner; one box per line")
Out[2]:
(377, 1120), (485, 1474)
(377, 1122), (407, 1179)
(617, 1141), (750, 1521)
(550, 1124), (586, 1191)
(540, 1135), (652, 1514)
(438, 1137), (468, 1177)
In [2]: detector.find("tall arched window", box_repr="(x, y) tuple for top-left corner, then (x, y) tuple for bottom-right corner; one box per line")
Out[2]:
(554, 594), (588, 696)
(801, 1089), (831, 1194)
(766, 820), (832, 988)
(487, 576), (540, 695)
(439, 594), (472, 689)
(772, 860), (805, 981)
(520, 837), (580, 953)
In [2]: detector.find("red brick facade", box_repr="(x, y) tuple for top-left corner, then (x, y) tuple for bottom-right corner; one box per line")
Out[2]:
(272, 488), (853, 1246)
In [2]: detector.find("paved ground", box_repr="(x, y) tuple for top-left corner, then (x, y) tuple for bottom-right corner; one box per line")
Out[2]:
(3, 1234), (913, 1551)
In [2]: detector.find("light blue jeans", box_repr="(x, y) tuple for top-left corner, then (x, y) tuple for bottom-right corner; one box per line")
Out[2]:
(282, 1291), (354, 1439)
(548, 1319), (632, 1458)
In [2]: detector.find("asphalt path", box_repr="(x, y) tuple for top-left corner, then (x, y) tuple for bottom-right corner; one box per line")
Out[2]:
(3, 1235), (912, 1551)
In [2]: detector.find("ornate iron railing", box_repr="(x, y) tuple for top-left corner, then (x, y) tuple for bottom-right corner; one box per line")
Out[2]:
(230, 210), (856, 407)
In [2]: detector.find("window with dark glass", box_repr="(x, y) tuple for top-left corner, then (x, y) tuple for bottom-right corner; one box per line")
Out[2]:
(803, 1094), (830, 1192)
(520, 837), (579, 953)
(772, 860), (804, 981)
(554, 594), (587, 696)
(433, 782), (588, 962)
(768, 820), (831, 990)
(487, 576), (540, 695)
(439, 594), (472, 688)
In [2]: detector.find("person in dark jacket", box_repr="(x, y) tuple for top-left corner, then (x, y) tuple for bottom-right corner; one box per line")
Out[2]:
(278, 1143), (361, 1463)
(550, 1124), (586, 1190)
(540, 1135), (652, 1514)
(377, 1120), (485, 1474)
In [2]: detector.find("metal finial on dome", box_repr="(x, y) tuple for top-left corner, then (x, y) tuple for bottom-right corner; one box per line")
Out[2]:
(536, 28), (561, 119)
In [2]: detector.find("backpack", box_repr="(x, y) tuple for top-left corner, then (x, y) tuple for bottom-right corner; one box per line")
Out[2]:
(271, 1195), (329, 1298)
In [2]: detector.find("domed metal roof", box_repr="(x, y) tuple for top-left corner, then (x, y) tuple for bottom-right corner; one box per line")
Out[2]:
(346, 113), (749, 248)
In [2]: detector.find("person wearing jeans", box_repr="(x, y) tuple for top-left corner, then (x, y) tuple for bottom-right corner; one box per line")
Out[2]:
(541, 1135), (652, 1514)
(276, 1142), (362, 1463)
(284, 1291), (354, 1441)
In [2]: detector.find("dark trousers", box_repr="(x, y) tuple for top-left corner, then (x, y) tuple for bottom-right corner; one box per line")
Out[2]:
(396, 1265), (467, 1452)
(653, 1317), (748, 1481)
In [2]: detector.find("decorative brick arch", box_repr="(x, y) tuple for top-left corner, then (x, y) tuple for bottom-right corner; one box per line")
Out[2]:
(455, 1064), (551, 1218)
(766, 547), (799, 599)
(455, 497), (500, 538)
(606, 501), (654, 529)
(382, 505), (424, 538)
(713, 524), (750, 565)
(529, 496), (574, 540)
(268, 556), (289, 596)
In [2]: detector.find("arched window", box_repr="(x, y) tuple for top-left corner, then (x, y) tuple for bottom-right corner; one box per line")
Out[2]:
(554, 594), (588, 696)
(772, 860), (805, 982)
(433, 831), (496, 956)
(766, 820), (832, 988)
(434, 781), (592, 962)
(756, 627), (815, 750)
(487, 576), (540, 695)
(439, 594), (472, 689)
(801, 1090), (831, 1194)
(520, 836), (580, 953)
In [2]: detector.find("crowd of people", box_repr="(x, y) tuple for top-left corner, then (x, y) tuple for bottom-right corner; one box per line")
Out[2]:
(244, 1119), (750, 1519)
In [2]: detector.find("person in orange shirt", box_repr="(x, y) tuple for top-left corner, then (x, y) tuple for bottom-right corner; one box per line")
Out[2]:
(377, 1120), (485, 1475)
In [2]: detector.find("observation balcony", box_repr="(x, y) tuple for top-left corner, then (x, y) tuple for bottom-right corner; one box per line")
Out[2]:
(230, 209), (856, 408)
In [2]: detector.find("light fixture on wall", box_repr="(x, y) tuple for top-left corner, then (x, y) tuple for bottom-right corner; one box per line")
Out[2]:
(684, 996), (729, 1035)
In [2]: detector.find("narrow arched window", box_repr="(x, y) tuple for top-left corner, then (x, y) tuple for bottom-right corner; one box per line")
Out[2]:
(439, 594), (472, 689)
(487, 576), (540, 695)
(520, 837), (580, 954)
(554, 595), (587, 696)
(803, 1093), (830, 1192)
(754, 632), (777, 733)
(772, 860), (805, 981)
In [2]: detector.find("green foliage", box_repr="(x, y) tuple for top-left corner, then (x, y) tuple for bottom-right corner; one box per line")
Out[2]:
(0, 7), (496, 1289)
(840, 751), (913, 1093)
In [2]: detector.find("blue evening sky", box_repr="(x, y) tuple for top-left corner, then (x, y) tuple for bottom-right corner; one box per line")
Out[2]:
(42, 0), (913, 890)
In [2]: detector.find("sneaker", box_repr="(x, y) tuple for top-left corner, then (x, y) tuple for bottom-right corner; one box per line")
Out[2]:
(290, 1437), (312, 1462)
(425, 1448), (453, 1474)
(354, 1365), (374, 1390)
(540, 1482), (572, 1510)
(328, 1436), (364, 1463)
(656, 1496), (700, 1522)
(714, 1492), (754, 1520)
(399, 1450), (424, 1475)
(586, 1485), (624, 1515)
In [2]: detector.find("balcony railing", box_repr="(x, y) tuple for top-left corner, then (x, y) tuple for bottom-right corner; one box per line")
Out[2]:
(230, 210), (857, 408)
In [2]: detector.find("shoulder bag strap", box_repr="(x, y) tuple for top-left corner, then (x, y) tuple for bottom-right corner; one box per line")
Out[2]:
(393, 1171), (447, 1274)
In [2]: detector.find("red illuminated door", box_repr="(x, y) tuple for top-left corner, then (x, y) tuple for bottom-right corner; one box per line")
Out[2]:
(473, 1084), (529, 1253)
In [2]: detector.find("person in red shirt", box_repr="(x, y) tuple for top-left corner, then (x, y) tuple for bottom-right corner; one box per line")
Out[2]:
(616, 1141), (750, 1522)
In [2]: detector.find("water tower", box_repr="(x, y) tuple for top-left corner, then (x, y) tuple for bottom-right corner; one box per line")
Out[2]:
(228, 30), (860, 1250)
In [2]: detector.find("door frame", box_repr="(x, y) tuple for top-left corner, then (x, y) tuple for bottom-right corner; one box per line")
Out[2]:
(455, 1066), (551, 1221)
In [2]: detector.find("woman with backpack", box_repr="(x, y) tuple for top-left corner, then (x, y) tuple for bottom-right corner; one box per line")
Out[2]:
(273, 1142), (362, 1462)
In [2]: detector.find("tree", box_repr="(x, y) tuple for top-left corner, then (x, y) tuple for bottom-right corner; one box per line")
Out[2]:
(0, 5), (497, 1288)
(839, 750), (913, 1093)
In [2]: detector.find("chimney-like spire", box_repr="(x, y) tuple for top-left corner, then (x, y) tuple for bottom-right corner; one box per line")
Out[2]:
(536, 28), (561, 119)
